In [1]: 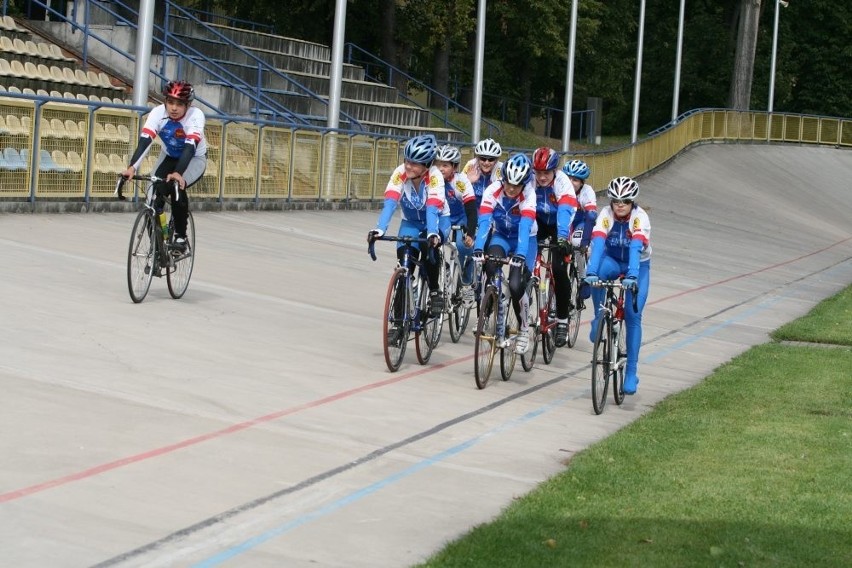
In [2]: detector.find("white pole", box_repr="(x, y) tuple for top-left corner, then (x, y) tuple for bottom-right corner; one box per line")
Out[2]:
(672, 0), (685, 124)
(630, 0), (646, 144)
(768, 0), (781, 113)
(327, 0), (347, 130)
(561, 0), (579, 152)
(132, 0), (155, 107)
(471, 0), (487, 144)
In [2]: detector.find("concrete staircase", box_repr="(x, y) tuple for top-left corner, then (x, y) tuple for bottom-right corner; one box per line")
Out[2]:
(29, 1), (463, 141)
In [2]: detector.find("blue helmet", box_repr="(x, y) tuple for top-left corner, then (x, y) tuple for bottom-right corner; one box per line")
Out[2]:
(562, 159), (590, 180)
(503, 153), (532, 185)
(403, 134), (437, 165)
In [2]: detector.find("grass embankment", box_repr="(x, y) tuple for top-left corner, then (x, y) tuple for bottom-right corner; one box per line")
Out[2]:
(416, 285), (852, 567)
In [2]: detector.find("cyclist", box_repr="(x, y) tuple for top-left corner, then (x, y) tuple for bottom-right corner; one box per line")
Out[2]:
(121, 80), (207, 252)
(462, 138), (503, 205)
(562, 159), (598, 304)
(435, 144), (478, 308)
(531, 147), (578, 348)
(584, 176), (651, 395)
(367, 134), (446, 327)
(472, 153), (538, 355)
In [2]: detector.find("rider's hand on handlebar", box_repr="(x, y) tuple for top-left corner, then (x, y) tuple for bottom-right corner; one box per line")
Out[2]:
(427, 234), (441, 248)
(509, 255), (525, 269)
(621, 276), (638, 292)
(472, 250), (484, 264)
(120, 166), (135, 180)
(584, 274), (599, 285)
(557, 238), (571, 253)
(166, 172), (186, 190)
(367, 229), (384, 243)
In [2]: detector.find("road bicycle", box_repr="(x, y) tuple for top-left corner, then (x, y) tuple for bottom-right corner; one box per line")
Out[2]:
(473, 255), (530, 389)
(589, 278), (637, 414)
(442, 225), (475, 343)
(532, 239), (560, 364)
(116, 174), (195, 303)
(368, 235), (444, 372)
(563, 241), (587, 348)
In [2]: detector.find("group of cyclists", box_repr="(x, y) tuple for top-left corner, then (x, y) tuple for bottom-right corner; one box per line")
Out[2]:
(368, 134), (651, 396)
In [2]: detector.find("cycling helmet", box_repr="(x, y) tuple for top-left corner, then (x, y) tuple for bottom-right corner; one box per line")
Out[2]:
(503, 153), (532, 186)
(532, 147), (559, 171)
(403, 134), (438, 165)
(607, 176), (640, 201)
(435, 144), (462, 165)
(474, 138), (502, 158)
(162, 80), (194, 103)
(562, 159), (590, 180)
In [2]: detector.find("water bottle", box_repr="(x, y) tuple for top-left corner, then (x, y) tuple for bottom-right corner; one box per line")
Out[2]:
(158, 212), (169, 241)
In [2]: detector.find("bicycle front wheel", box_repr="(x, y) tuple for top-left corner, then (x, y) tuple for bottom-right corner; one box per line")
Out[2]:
(167, 211), (195, 299)
(613, 320), (627, 405)
(566, 264), (582, 347)
(415, 277), (439, 365)
(474, 286), (498, 389)
(541, 280), (557, 364)
(383, 268), (410, 372)
(500, 295), (519, 381)
(521, 280), (539, 371)
(127, 210), (157, 303)
(591, 315), (611, 415)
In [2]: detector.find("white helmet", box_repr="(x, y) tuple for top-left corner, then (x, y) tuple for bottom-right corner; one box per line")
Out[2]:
(503, 153), (532, 185)
(474, 138), (502, 158)
(435, 144), (462, 165)
(606, 176), (639, 201)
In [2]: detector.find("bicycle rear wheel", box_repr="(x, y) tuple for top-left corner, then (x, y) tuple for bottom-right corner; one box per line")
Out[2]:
(383, 268), (410, 372)
(541, 280), (557, 364)
(415, 277), (439, 364)
(591, 315), (611, 414)
(613, 320), (627, 405)
(500, 295), (518, 381)
(167, 211), (195, 299)
(127, 210), (157, 303)
(448, 268), (471, 343)
(474, 286), (498, 389)
(566, 263), (582, 347)
(521, 279), (539, 371)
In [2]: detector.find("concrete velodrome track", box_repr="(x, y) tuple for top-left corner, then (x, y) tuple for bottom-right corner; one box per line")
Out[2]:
(1, 144), (850, 567)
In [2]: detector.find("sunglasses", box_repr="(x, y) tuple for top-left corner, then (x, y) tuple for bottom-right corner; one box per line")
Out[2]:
(611, 199), (634, 206)
(478, 157), (497, 163)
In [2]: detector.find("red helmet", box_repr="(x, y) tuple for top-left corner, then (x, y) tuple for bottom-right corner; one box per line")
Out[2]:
(162, 80), (194, 103)
(532, 147), (559, 171)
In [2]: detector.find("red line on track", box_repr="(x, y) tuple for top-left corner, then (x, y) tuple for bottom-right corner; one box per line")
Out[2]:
(1, 236), (849, 504)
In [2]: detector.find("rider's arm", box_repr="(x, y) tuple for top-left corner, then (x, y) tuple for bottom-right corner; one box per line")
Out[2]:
(581, 210), (597, 248)
(586, 209), (611, 275)
(463, 200), (478, 239)
(172, 140), (197, 175)
(554, 172), (579, 240)
(126, 136), (153, 171)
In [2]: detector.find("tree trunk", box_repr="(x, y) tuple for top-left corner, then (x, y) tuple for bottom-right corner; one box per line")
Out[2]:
(729, 0), (762, 110)
(429, 40), (450, 109)
(379, 0), (407, 94)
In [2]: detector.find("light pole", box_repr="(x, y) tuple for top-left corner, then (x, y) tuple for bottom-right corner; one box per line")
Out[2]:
(671, 0), (686, 124)
(768, 0), (789, 113)
(630, 0), (646, 144)
(561, 0), (579, 152)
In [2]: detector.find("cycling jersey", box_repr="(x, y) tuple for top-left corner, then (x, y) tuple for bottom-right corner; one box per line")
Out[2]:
(442, 172), (476, 225)
(532, 169), (578, 239)
(475, 180), (537, 259)
(376, 164), (446, 236)
(588, 204), (652, 279)
(138, 104), (208, 161)
(462, 158), (504, 203)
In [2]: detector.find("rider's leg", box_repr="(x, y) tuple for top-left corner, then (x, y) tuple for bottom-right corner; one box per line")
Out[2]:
(623, 261), (650, 394)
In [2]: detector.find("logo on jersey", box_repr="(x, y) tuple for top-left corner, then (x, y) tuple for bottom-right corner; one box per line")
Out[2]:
(454, 180), (466, 192)
(602, 218), (610, 230)
(633, 217), (642, 231)
(391, 171), (403, 185)
(548, 192), (558, 205)
(173, 127), (186, 140)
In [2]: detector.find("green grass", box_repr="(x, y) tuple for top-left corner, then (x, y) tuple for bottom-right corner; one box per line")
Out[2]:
(430, 110), (630, 152)
(415, 286), (852, 568)
(772, 285), (852, 345)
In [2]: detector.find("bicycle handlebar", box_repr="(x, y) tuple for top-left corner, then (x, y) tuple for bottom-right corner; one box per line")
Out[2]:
(367, 234), (431, 262)
(589, 279), (639, 313)
(114, 174), (180, 202)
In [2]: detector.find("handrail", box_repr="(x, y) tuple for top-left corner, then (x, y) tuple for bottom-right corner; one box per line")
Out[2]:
(344, 42), (502, 139)
(180, 7), (276, 34)
(162, 1), (365, 130)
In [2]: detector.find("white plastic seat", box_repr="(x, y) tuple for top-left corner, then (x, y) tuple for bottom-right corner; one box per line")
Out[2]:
(23, 87), (36, 95)
(104, 123), (120, 142)
(0, 57), (11, 77)
(25, 40), (41, 57)
(36, 63), (52, 80)
(89, 94), (100, 102)
(62, 67), (78, 84)
(7, 85), (22, 94)
(52, 150), (72, 172)
(49, 44), (74, 62)
(117, 124), (130, 142)
(93, 122), (106, 140)
(66, 151), (83, 172)
(3, 15), (28, 33)
(3, 147), (27, 170)
(12, 38), (27, 55)
(94, 153), (111, 173)
(0, 36), (14, 54)
(49, 65), (64, 83)
(37, 42), (54, 60)
(64, 119), (81, 139)
(74, 69), (91, 85)
(9, 59), (26, 78)
(50, 118), (67, 138)
(5, 114), (24, 135)
(109, 154), (125, 173)
(76, 93), (88, 102)
(24, 61), (40, 79)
